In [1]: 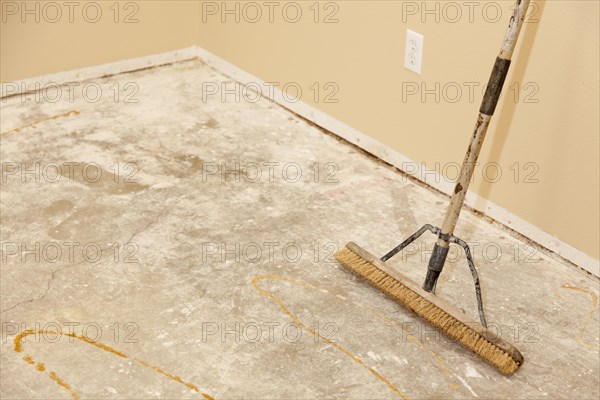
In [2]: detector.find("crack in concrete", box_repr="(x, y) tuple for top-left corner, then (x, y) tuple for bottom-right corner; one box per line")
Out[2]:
(0, 207), (168, 314)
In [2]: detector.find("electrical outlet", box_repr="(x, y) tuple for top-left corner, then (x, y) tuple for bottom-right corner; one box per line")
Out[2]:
(405, 29), (424, 74)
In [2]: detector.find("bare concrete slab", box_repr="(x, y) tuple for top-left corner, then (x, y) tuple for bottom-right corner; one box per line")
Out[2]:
(1, 59), (598, 399)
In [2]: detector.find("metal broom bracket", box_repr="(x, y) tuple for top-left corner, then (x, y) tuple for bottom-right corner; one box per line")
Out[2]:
(381, 224), (488, 327)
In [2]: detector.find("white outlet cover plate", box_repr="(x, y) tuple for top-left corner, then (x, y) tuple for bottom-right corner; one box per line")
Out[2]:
(405, 29), (424, 74)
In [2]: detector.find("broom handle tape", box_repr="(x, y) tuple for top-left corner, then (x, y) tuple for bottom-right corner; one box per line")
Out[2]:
(479, 58), (511, 116)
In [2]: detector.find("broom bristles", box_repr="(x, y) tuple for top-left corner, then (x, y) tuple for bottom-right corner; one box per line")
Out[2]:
(336, 245), (522, 375)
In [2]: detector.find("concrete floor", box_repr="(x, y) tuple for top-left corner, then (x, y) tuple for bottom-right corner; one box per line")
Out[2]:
(1, 59), (598, 399)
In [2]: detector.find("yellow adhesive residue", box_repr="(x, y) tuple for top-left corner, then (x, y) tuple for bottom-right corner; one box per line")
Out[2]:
(251, 275), (409, 400)
(13, 329), (213, 399)
(136, 359), (201, 394)
(0, 109), (80, 136)
(22, 354), (35, 364)
(14, 329), (127, 358)
(560, 284), (600, 351)
(49, 371), (80, 400)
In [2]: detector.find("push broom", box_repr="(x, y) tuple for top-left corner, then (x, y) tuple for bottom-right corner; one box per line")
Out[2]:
(335, 0), (531, 375)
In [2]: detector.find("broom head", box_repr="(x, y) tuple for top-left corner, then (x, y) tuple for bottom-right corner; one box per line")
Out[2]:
(335, 242), (524, 375)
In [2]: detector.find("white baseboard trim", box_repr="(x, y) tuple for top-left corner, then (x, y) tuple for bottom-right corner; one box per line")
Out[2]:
(1, 47), (199, 96)
(3, 46), (598, 277)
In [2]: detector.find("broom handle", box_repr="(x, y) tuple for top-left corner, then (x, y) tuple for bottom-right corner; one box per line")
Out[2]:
(423, 0), (531, 292)
(440, 0), (531, 239)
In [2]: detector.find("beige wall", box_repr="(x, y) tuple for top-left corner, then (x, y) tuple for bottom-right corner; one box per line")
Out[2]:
(1, 1), (599, 260)
(0, 1), (199, 80)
